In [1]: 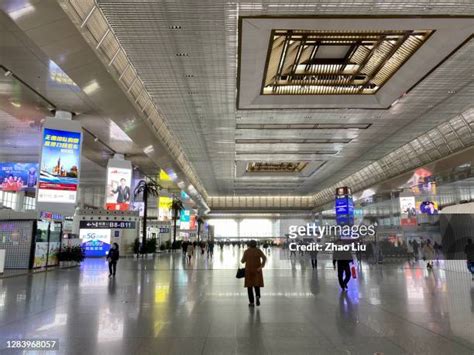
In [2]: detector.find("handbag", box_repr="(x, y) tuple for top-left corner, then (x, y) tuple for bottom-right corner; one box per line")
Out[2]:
(236, 268), (245, 279)
(351, 265), (357, 279)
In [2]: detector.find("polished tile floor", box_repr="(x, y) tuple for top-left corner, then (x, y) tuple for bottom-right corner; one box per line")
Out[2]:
(0, 246), (473, 355)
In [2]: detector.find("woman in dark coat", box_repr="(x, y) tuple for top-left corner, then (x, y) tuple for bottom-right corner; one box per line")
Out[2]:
(241, 240), (267, 306)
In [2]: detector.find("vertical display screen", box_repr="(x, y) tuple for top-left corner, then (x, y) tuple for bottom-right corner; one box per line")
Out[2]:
(37, 128), (81, 203)
(105, 167), (132, 211)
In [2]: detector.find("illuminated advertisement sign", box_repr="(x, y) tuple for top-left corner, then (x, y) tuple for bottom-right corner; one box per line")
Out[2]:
(37, 128), (81, 203)
(79, 221), (136, 229)
(335, 187), (354, 226)
(158, 196), (172, 221)
(80, 228), (111, 257)
(180, 209), (190, 229)
(0, 162), (38, 191)
(159, 169), (171, 181)
(417, 200), (439, 215)
(105, 167), (132, 211)
(400, 196), (417, 226)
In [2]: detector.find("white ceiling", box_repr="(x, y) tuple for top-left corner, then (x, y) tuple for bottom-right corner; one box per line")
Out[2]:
(93, 0), (474, 199)
(1, 0), (473, 212)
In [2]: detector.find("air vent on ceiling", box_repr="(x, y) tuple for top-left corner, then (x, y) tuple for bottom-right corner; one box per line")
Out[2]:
(235, 150), (339, 155)
(236, 123), (371, 130)
(236, 138), (351, 144)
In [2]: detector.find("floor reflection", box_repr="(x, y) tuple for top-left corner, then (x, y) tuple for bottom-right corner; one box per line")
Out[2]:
(0, 246), (472, 354)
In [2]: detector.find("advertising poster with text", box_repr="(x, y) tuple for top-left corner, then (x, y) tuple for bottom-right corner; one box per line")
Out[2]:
(400, 196), (417, 226)
(105, 167), (132, 211)
(0, 162), (38, 192)
(80, 229), (111, 257)
(38, 128), (81, 203)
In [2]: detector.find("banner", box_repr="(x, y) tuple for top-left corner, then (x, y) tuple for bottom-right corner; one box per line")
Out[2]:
(335, 186), (354, 226)
(180, 209), (190, 229)
(158, 196), (172, 221)
(80, 229), (111, 257)
(0, 162), (38, 191)
(400, 196), (417, 226)
(37, 128), (81, 203)
(105, 166), (132, 211)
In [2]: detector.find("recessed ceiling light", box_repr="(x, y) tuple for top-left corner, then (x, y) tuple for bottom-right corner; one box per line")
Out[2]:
(82, 80), (100, 94)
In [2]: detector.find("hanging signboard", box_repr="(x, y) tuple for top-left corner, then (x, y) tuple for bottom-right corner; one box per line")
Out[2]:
(36, 118), (83, 215)
(105, 159), (132, 211)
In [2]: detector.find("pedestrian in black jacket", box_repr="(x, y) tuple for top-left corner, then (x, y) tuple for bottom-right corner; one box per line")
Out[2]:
(332, 240), (353, 291)
(107, 243), (120, 277)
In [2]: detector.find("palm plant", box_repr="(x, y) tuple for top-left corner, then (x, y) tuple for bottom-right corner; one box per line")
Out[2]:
(134, 179), (162, 246)
(196, 216), (204, 242)
(171, 197), (184, 245)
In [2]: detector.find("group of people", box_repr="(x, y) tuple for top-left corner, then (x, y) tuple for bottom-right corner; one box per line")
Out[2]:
(102, 237), (474, 305)
(181, 240), (215, 263)
(409, 238), (442, 269)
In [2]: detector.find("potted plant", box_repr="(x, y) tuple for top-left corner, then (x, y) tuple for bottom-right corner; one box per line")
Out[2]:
(146, 237), (157, 257)
(134, 179), (162, 247)
(171, 197), (184, 245)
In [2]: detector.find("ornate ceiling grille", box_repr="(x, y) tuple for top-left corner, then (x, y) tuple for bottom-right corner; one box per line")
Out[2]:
(246, 162), (308, 173)
(263, 29), (433, 95)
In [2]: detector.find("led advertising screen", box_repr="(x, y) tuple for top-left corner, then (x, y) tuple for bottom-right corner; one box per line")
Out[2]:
(417, 200), (439, 215)
(0, 162), (38, 192)
(400, 196), (417, 226)
(400, 197), (417, 217)
(37, 128), (81, 203)
(79, 228), (111, 257)
(180, 209), (190, 230)
(105, 167), (132, 211)
(335, 186), (354, 226)
(158, 196), (172, 221)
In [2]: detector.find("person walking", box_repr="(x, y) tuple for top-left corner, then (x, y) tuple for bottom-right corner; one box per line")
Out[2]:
(241, 240), (267, 307)
(412, 239), (420, 261)
(423, 239), (435, 269)
(464, 238), (474, 280)
(186, 242), (194, 263)
(207, 241), (214, 258)
(332, 240), (353, 291)
(310, 247), (318, 270)
(107, 243), (120, 277)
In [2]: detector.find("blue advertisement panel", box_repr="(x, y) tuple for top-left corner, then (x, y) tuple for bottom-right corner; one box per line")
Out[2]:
(38, 128), (81, 203)
(0, 162), (38, 192)
(79, 229), (111, 257)
(335, 187), (354, 226)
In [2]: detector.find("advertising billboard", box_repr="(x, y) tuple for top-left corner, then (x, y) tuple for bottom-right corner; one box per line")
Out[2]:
(335, 186), (354, 226)
(400, 197), (417, 217)
(80, 229), (111, 257)
(400, 196), (417, 226)
(0, 162), (38, 191)
(179, 209), (190, 229)
(158, 196), (172, 221)
(37, 128), (81, 203)
(417, 200), (439, 215)
(105, 167), (132, 211)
